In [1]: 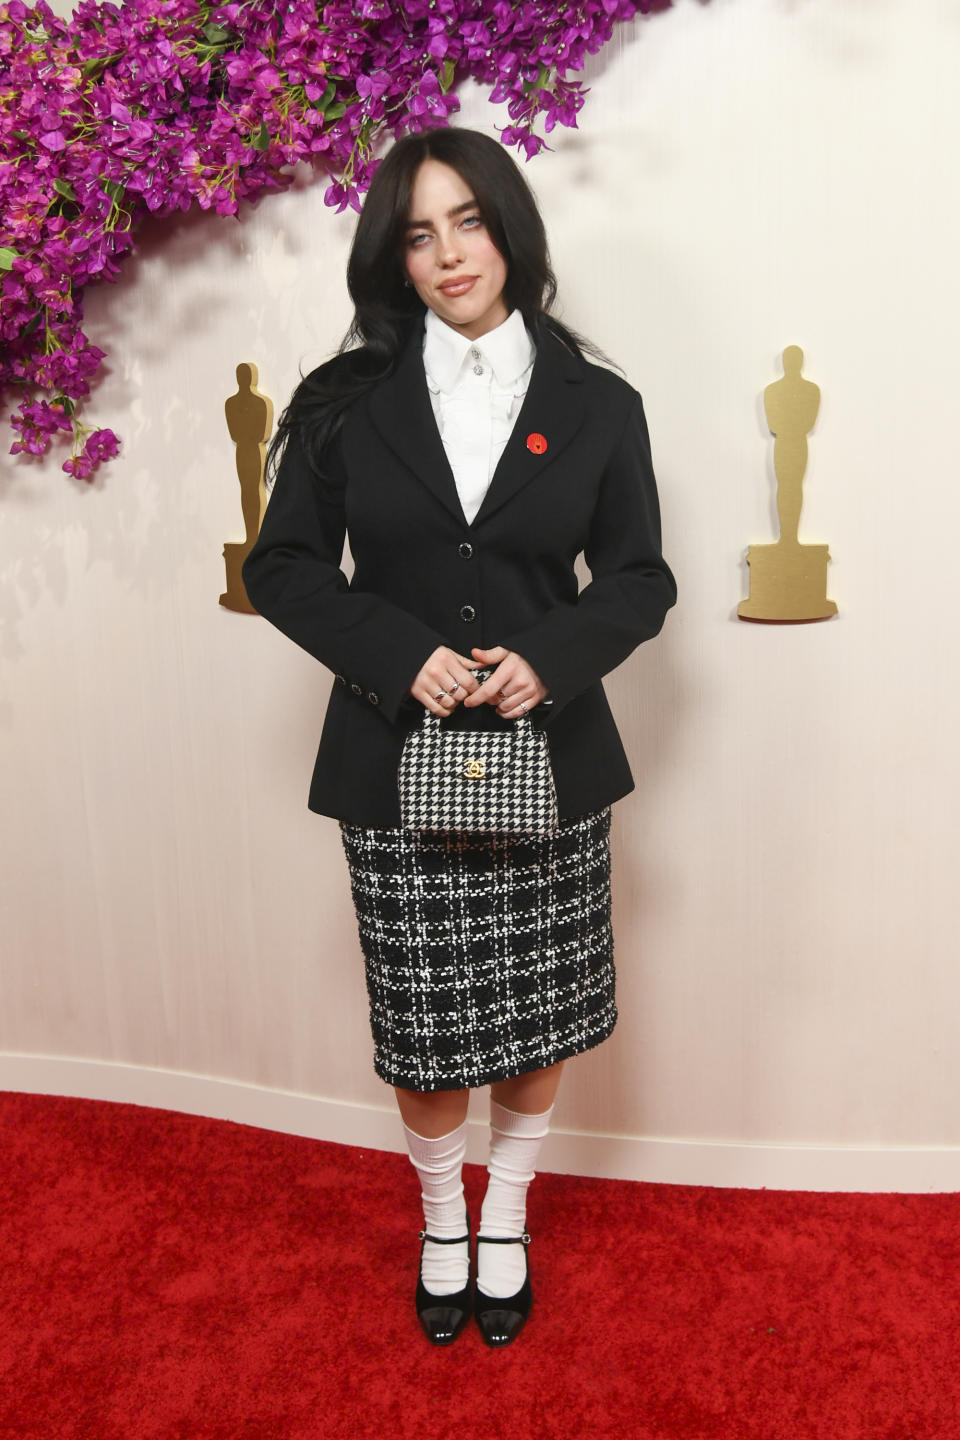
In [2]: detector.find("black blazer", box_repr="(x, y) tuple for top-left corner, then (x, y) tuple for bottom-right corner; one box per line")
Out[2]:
(242, 324), (677, 827)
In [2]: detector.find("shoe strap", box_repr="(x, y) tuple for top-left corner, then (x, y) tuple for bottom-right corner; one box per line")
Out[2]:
(476, 1232), (531, 1246)
(419, 1230), (470, 1246)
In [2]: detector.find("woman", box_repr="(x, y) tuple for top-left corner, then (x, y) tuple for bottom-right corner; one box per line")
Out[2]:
(242, 126), (676, 1348)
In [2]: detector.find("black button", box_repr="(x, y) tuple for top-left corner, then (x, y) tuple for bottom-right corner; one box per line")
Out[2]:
(335, 673), (346, 686)
(368, 691), (380, 706)
(459, 605), (476, 623)
(351, 682), (363, 695)
(458, 542), (474, 559)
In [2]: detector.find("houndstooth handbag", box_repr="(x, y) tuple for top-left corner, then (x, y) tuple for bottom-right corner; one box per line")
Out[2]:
(398, 679), (558, 836)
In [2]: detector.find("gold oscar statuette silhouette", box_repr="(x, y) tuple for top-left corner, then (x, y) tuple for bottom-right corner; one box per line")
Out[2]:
(220, 361), (273, 613)
(738, 346), (838, 623)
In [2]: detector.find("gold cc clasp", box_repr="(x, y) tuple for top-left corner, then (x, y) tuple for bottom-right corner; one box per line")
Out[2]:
(463, 758), (486, 779)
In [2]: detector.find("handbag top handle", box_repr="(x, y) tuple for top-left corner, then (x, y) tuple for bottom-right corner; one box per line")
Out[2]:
(421, 710), (537, 732)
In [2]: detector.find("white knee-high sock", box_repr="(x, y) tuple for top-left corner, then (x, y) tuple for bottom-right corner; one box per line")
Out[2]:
(477, 1100), (553, 1299)
(403, 1121), (469, 1297)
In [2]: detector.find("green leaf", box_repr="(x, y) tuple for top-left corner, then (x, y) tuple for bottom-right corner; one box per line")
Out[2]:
(101, 178), (126, 203)
(522, 62), (552, 97)
(53, 179), (77, 202)
(324, 102), (346, 121)
(23, 311), (43, 336)
(250, 118), (270, 151)
(202, 22), (230, 44)
(0, 247), (19, 271)
(440, 58), (456, 93)
(313, 81), (337, 111)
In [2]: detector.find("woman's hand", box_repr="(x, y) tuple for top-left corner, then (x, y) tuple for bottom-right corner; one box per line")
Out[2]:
(409, 647), (482, 716)
(463, 647), (549, 719)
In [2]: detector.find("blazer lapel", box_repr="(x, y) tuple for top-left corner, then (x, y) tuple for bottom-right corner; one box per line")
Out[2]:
(472, 328), (587, 527)
(366, 321), (588, 529)
(366, 323), (466, 525)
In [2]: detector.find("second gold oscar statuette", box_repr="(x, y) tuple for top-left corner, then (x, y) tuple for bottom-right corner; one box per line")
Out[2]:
(738, 346), (838, 624)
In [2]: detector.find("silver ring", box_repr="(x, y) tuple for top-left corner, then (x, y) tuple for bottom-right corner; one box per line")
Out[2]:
(435, 690), (447, 701)
(449, 681), (461, 693)
(519, 702), (528, 715)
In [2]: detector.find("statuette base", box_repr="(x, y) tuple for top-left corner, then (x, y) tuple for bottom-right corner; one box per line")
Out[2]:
(738, 542), (837, 623)
(219, 542), (257, 614)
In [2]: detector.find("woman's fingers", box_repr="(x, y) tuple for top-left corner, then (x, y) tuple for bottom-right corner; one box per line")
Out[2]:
(494, 654), (548, 718)
(448, 653), (482, 699)
(496, 682), (543, 718)
(409, 648), (482, 715)
(471, 645), (508, 665)
(463, 649), (547, 716)
(469, 651), (522, 707)
(463, 668), (506, 708)
(411, 647), (546, 718)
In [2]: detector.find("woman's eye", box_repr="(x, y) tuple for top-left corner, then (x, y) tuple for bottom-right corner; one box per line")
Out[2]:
(408, 232), (431, 248)
(461, 214), (482, 230)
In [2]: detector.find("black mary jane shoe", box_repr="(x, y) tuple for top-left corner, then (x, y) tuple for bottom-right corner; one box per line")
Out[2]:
(474, 1232), (532, 1348)
(415, 1219), (472, 1346)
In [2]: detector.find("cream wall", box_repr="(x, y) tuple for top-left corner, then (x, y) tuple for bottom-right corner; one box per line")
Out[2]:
(3, 0), (960, 1188)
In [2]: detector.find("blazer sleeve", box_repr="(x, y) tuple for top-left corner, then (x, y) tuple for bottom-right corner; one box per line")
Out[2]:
(501, 392), (676, 718)
(242, 427), (446, 725)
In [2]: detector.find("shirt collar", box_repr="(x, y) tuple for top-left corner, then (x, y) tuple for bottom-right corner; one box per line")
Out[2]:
(423, 307), (535, 394)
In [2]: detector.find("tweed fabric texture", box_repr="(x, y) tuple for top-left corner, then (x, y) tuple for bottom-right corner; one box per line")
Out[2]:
(399, 710), (558, 835)
(339, 809), (616, 1091)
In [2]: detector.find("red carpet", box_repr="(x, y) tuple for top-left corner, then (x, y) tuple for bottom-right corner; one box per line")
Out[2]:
(1, 1091), (957, 1440)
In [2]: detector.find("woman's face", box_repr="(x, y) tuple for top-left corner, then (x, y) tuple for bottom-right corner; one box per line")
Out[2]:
(403, 158), (509, 340)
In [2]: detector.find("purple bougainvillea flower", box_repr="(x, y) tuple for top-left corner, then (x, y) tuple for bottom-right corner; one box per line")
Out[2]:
(356, 70), (391, 101)
(84, 427), (120, 462)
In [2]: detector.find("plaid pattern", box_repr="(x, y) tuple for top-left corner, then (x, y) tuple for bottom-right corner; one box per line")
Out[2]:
(339, 809), (616, 1091)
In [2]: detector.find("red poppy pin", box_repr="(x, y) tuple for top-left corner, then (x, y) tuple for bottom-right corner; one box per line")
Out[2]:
(526, 432), (548, 455)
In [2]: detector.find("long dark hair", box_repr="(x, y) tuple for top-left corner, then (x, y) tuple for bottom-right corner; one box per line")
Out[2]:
(269, 126), (593, 481)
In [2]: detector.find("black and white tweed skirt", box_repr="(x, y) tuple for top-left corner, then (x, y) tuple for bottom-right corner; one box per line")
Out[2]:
(339, 809), (617, 1092)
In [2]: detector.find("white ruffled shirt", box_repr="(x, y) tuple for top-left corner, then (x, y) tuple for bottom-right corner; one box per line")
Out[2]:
(423, 307), (536, 525)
